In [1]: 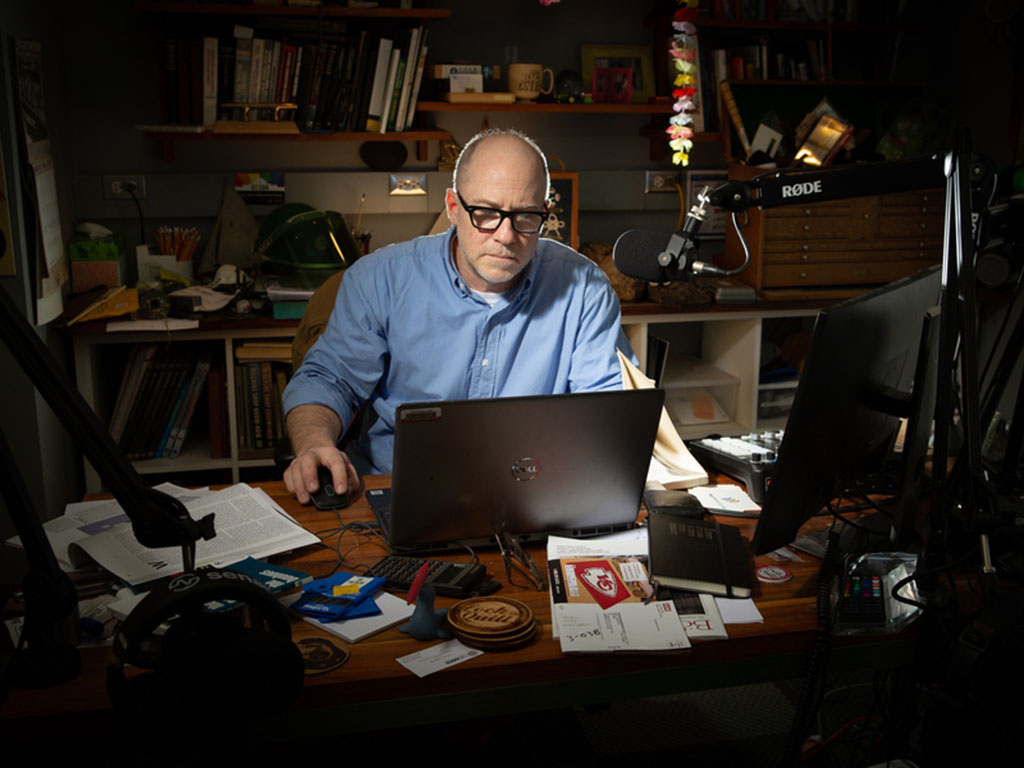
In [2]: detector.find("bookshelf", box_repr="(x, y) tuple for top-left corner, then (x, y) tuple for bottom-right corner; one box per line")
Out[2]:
(70, 301), (829, 491)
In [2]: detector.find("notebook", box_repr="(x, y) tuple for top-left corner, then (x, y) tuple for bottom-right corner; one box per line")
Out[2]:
(366, 389), (665, 553)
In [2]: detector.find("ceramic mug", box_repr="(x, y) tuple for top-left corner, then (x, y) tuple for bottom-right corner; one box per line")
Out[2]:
(508, 63), (554, 101)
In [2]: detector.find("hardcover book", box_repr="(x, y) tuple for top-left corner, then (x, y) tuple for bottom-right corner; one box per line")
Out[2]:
(647, 513), (752, 598)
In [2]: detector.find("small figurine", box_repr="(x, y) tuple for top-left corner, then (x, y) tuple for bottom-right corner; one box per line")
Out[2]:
(398, 562), (451, 641)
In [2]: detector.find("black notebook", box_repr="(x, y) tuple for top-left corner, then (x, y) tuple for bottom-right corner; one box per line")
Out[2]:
(647, 513), (752, 598)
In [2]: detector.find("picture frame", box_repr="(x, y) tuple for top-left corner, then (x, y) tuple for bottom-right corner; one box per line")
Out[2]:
(545, 172), (578, 250)
(581, 44), (655, 104)
(591, 67), (633, 104)
(685, 170), (729, 238)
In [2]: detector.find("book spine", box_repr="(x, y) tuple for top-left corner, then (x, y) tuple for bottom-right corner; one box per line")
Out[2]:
(404, 42), (428, 131)
(249, 37), (265, 104)
(247, 363), (263, 449)
(364, 37), (393, 131)
(260, 361), (275, 448)
(393, 27), (420, 134)
(719, 81), (752, 158)
(233, 37), (252, 104)
(202, 36), (218, 128)
(385, 57), (406, 132)
(155, 377), (190, 458)
(377, 49), (401, 134)
(207, 364), (229, 459)
(108, 344), (144, 443)
(168, 355), (212, 458)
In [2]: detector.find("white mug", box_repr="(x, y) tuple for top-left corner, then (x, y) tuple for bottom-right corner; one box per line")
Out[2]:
(508, 63), (554, 101)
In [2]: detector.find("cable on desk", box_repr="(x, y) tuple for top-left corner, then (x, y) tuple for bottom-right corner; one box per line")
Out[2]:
(778, 521), (841, 768)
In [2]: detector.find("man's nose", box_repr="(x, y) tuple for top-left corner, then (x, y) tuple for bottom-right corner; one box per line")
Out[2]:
(493, 216), (518, 243)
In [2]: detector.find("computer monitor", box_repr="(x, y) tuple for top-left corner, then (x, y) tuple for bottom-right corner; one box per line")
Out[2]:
(750, 266), (943, 555)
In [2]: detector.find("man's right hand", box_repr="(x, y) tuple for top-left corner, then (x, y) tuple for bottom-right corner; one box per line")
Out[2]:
(283, 403), (361, 504)
(284, 445), (362, 505)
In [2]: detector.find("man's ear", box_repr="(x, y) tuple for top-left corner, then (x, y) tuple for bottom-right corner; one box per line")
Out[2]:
(444, 188), (458, 227)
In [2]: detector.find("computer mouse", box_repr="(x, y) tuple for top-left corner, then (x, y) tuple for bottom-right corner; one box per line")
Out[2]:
(644, 489), (706, 519)
(311, 466), (350, 510)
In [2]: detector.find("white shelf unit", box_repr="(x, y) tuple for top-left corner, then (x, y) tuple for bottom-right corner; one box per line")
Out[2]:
(72, 324), (296, 493)
(621, 305), (821, 441)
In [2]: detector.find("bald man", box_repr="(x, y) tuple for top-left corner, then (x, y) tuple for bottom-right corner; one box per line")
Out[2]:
(282, 129), (627, 503)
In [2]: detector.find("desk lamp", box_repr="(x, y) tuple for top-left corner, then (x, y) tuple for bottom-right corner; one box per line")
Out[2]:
(0, 284), (214, 689)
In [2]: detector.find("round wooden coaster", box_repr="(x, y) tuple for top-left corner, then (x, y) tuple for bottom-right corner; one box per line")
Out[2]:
(296, 636), (350, 675)
(447, 596), (534, 637)
(454, 620), (539, 650)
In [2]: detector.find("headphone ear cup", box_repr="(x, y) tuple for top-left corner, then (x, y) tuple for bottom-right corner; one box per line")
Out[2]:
(107, 569), (304, 729)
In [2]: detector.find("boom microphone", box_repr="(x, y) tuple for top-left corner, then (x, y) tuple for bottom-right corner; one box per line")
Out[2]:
(613, 184), (731, 281)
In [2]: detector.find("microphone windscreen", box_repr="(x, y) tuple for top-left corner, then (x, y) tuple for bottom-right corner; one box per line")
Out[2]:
(612, 229), (672, 282)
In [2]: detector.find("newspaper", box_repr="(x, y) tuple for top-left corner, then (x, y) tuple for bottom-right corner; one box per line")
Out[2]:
(54, 483), (318, 586)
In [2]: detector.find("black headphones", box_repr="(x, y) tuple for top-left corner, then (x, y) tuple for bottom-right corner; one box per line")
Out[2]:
(107, 569), (304, 730)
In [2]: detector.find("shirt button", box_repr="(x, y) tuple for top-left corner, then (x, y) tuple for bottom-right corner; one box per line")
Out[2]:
(481, 359), (489, 366)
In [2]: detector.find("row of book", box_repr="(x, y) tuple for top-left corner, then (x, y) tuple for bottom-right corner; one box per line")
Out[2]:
(234, 342), (293, 459)
(688, 37), (828, 134)
(109, 344), (213, 461)
(700, 0), (863, 22)
(161, 23), (430, 134)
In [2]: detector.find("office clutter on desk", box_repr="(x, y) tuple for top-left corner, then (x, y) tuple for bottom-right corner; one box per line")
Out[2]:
(546, 534), (691, 653)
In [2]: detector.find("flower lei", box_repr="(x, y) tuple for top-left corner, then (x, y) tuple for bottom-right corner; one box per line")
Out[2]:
(668, 1), (700, 166)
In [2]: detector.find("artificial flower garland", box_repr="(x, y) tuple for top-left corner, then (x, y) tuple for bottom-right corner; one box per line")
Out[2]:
(667, 1), (700, 166)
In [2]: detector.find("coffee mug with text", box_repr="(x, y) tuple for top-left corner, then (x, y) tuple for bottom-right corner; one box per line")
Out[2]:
(508, 63), (554, 101)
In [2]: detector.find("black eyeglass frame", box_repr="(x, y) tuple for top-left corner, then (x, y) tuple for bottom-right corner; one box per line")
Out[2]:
(456, 191), (548, 235)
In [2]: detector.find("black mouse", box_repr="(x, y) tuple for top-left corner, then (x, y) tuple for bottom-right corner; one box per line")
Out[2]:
(310, 466), (350, 510)
(644, 489), (706, 519)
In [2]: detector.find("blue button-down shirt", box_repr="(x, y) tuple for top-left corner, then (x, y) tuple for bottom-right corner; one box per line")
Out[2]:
(283, 228), (628, 474)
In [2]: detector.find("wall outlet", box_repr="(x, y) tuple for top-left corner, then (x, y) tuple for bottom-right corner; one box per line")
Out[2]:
(645, 170), (680, 193)
(103, 174), (146, 200)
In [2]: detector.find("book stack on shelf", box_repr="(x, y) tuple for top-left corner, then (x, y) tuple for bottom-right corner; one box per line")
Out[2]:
(152, 22), (429, 134)
(109, 344), (213, 461)
(234, 342), (292, 460)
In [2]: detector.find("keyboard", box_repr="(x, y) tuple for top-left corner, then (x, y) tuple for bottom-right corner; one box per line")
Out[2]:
(367, 554), (487, 598)
(687, 432), (783, 505)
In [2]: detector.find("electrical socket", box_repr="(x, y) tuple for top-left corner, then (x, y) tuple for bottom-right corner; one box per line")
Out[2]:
(645, 170), (680, 193)
(103, 174), (146, 200)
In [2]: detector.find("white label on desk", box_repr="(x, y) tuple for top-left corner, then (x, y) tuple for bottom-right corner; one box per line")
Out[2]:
(397, 639), (483, 678)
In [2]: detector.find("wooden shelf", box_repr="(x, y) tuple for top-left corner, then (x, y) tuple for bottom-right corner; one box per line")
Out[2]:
(694, 19), (901, 32)
(141, 128), (452, 162)
(416, 101), (676, 114)
(135, 2), (451, 19)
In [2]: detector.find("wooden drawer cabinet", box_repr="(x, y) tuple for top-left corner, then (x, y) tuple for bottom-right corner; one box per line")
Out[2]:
(721, 164), (945, 300)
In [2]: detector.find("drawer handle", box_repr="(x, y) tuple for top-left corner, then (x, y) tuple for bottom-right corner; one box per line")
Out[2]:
(801, 254), (808, 261)
(803, 224), (811, 231)
(804, 208), (812, 216)
(800, 272), (807, 279)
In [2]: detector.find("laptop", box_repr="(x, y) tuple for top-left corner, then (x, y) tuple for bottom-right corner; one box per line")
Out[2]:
(366, 389), (665, 553)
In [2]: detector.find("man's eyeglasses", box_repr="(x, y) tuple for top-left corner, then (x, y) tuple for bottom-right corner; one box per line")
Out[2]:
(457, 192), (547, 235)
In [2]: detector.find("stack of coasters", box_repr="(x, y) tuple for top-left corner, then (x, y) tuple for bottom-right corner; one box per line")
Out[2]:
(446, 597), (537, 650)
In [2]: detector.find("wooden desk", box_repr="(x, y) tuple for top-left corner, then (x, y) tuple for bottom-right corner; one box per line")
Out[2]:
(2, 476), (919, 738)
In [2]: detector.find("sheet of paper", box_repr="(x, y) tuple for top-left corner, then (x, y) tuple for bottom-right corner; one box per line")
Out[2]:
(715, 597), (764, 624)
(396, 639), (483, 678)
(67, 483), (319, 585)
(555, 600), (690, 653)
(106, 318), (200, 332)
(546, 530), (648, 561)
(689, 484), (761, 514)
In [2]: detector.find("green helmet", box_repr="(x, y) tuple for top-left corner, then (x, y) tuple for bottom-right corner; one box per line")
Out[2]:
(255, 204), (362, 287)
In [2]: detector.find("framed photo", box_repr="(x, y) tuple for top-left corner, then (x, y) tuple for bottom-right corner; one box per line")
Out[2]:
(685, 170), (729, 237)
(544, 172), (578, 250)
(591, 67), (633, 104)
(581, 44), (655, 104)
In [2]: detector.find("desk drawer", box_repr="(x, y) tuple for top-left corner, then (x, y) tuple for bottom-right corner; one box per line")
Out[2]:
(763, 243), (943, 263)
(762, 259), (938, 287)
